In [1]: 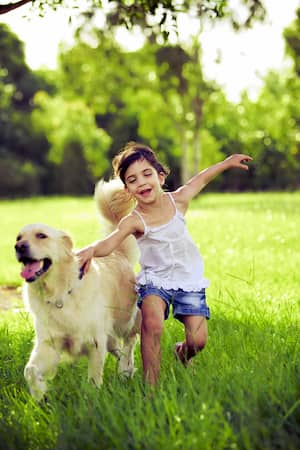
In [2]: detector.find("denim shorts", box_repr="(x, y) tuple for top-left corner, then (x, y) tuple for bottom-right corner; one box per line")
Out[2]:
(136, 283), (210, 321)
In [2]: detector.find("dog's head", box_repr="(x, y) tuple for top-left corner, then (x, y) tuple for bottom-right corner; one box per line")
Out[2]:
(15, 223), (73, 283)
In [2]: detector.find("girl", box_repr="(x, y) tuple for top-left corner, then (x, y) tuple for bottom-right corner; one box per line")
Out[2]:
(77, 141), (252, 385)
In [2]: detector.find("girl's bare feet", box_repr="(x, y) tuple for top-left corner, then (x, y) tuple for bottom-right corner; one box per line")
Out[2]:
(174, 342), (192, 367)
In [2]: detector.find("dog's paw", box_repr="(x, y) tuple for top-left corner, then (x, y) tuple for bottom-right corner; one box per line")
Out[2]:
(118, 366), (136, 378)
(119, 371), (135, 379)
(24, 365), (47, 401)
(88, 373), (103, 387)
(28, 384), (47, 402)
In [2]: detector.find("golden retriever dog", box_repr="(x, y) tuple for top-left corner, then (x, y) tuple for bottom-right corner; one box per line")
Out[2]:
(15, 179), (140, 401)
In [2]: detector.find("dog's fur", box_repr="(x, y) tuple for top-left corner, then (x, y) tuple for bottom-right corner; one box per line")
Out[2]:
(15, 179), (140, 400)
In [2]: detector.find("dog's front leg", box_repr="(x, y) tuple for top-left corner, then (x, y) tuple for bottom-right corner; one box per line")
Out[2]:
(24, 342), (60, 401)
(118, 333), (137, 377)
(88, 336), (107, 387)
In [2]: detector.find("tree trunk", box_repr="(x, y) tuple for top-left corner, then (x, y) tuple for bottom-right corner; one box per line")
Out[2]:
(181, 129), (190, 183)
(194, 126), (200, 171)
(192, 85), (203, 172)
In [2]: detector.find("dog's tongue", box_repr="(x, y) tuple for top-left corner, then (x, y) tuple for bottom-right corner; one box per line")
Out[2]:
(21, 261), (42, 280)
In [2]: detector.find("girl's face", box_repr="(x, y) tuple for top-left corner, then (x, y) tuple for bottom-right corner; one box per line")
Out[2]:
(124, 158), (165, 203)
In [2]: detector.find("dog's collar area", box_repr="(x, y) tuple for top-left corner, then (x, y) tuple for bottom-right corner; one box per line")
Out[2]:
(42, 267), (83, 309)
(55, 300), (63, 308)
(47, 288), (73, 309)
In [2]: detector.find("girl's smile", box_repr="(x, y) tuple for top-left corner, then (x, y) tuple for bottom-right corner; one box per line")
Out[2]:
(139, 188), (152, 197)
(124, 159), (165, 203)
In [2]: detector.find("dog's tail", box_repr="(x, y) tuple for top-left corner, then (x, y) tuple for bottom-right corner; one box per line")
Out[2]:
(94, 178), (138, 265)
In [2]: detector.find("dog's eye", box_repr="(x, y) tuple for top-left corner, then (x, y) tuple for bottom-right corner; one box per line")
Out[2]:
(16, 235), (22, 241)
(36, 233), (48, 239)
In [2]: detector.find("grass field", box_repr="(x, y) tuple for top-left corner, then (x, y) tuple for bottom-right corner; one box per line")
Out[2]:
(0, 192), (299, 449)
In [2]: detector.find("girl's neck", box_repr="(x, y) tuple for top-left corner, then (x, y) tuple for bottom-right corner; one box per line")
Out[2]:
(136, 190), (165, 214)
(135, 191), (177, 229)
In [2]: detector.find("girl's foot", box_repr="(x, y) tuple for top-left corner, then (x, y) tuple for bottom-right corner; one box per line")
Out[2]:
(174, 342), (192, 367)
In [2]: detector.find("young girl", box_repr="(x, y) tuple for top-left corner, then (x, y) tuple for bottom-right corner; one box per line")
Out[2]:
(77, 141), (252, 385)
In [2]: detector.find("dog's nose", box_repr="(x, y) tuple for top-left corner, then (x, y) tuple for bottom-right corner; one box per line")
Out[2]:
(15, 241), (29, 254)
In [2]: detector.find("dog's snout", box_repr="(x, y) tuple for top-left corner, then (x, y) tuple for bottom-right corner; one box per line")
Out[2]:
(15, 241), (29, 254)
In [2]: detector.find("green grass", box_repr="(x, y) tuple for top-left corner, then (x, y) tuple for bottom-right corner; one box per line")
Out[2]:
(0, 192), (299, 449)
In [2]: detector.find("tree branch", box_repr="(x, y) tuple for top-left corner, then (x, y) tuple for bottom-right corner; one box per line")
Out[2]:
(0, 0), (33, 15)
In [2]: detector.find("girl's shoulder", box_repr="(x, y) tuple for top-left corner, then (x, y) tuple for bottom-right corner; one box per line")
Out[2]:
(120, 211), (145, 236)
(169, 189), (189, 215)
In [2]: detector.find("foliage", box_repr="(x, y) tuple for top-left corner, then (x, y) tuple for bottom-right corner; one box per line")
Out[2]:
(241, 72), (300, 190)
(32, 92), (111, 176)
(0, 193), (299, 449)
(201, 67), (300, 191)
(57, 29), (224, 186)
(284, 7), (300, 77)
(0, 0), (266, 36)
(0, 23), (55, 197)
(0, 7), (300, 196)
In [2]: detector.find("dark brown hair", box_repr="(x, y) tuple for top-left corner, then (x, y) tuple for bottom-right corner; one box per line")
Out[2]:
(113, 141), (169, 184)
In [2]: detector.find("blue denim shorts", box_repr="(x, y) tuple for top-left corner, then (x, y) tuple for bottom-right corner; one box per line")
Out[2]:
(136, 283), (210, 321)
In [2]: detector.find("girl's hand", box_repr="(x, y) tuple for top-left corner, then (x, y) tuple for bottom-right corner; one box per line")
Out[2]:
(224, 154), (253, 170)
(76, 245), (95, 275)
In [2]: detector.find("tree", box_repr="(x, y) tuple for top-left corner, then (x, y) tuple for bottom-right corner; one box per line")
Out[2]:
(203, 68), (300, 191)
(0, 0), (266, 35)
(0, 23), (55, 197)
(284, 7), (300, 76)
(0, 23), (44, 110)
(54, 27), (228, 186)
(247, 71), (299, 189)
(56, 29), (146, 172)
(118, 39), (223, 184)
(32, 92), (111, 194)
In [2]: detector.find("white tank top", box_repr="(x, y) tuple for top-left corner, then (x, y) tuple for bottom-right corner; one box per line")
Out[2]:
(133, 193), (209, 291)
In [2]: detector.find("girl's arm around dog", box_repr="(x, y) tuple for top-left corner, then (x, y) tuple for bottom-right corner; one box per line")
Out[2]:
(174, 154), (252, 211)
(77, 214), (141, 274)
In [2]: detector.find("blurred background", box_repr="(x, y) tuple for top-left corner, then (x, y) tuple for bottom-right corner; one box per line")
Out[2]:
(0, 0), (299, 197)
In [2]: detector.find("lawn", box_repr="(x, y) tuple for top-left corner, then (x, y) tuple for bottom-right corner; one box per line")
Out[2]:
(0, 192), (299, 449)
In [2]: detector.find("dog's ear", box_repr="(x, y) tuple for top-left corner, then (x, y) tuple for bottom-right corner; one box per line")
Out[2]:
(61, 234), (73, 251)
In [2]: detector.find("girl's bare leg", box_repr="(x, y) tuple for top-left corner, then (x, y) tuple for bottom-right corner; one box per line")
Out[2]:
(175, 315), (207, 365)
(141, 295), (166, 386)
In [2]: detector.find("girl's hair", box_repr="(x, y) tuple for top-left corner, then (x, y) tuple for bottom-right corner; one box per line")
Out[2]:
(113, 141), (169, 184)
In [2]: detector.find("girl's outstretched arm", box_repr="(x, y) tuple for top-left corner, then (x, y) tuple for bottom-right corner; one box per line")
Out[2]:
(174, 154), (253, 206)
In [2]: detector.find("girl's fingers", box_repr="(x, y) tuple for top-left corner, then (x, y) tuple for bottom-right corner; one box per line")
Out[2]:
(239, 156), (252, 168)
(240, 156), (253, 162)
(84, 260), (91, 274)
